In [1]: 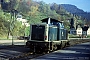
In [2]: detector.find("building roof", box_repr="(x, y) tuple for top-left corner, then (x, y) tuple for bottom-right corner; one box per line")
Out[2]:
(82, 26), (89, 31)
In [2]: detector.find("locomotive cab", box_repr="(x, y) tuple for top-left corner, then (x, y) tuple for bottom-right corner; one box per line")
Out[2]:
(30, 24), (49, 42)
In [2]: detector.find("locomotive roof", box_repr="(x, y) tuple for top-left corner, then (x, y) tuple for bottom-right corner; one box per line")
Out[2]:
(41, 18), (62, 23)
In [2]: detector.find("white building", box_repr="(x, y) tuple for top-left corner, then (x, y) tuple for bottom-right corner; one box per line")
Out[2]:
(87, 27), (90, 35)
(16, 14), (30, 27)
(76, 25), (90, 36)
(76, 25), (82, 36)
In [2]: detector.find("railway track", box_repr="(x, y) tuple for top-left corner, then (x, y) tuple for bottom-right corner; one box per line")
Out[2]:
(0, 45), (46, 60)
(69, 38), (90, 46)
(9, 52), (45, 60)
(0, 39), (90, 60)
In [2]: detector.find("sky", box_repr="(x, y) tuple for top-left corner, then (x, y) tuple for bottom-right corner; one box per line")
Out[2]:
(37, 0), (90, 12)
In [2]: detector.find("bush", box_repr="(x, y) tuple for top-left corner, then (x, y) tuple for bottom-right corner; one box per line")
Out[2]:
(87, 35), (90, 38)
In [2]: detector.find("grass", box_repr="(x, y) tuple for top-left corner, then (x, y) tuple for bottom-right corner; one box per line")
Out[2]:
(87, 35), (90, 38)
(0, 36), (17, 40)
(69, 34), (81, 38)
(0, 36), (7, 40)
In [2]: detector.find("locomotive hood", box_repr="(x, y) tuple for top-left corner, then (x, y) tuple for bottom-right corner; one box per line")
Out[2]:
(41, 18), (62, 24)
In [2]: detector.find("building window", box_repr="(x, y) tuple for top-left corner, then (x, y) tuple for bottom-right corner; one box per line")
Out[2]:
(78, 32), (81, 33)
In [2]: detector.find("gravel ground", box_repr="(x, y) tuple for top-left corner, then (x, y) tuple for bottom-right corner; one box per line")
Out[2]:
(0, 39), (90, 60)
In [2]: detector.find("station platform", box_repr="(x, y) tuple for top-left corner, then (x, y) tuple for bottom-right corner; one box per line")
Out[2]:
(32, 42), (90, 60)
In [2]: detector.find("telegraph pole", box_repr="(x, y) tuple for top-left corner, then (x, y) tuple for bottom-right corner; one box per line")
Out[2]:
(10, 9), (18, 46)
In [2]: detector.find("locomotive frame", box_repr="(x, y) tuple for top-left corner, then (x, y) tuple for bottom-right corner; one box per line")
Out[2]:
(26, 18), (69, 53)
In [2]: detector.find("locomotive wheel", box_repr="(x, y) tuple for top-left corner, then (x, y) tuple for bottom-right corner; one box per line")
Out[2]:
(59, 41), (63, 49)
(57, 45), (61, 49)
(63, 42), (67, 48)
(66, 41), (70, 47)
(52, 45), (57, 51)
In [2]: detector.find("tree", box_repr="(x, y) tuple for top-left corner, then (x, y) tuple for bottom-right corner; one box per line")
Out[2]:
(28, 6), (38, 16)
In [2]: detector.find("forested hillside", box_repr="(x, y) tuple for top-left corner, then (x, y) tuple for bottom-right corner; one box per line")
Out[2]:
(0, 0), (84, 38)
(61, 4), (90, 21)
